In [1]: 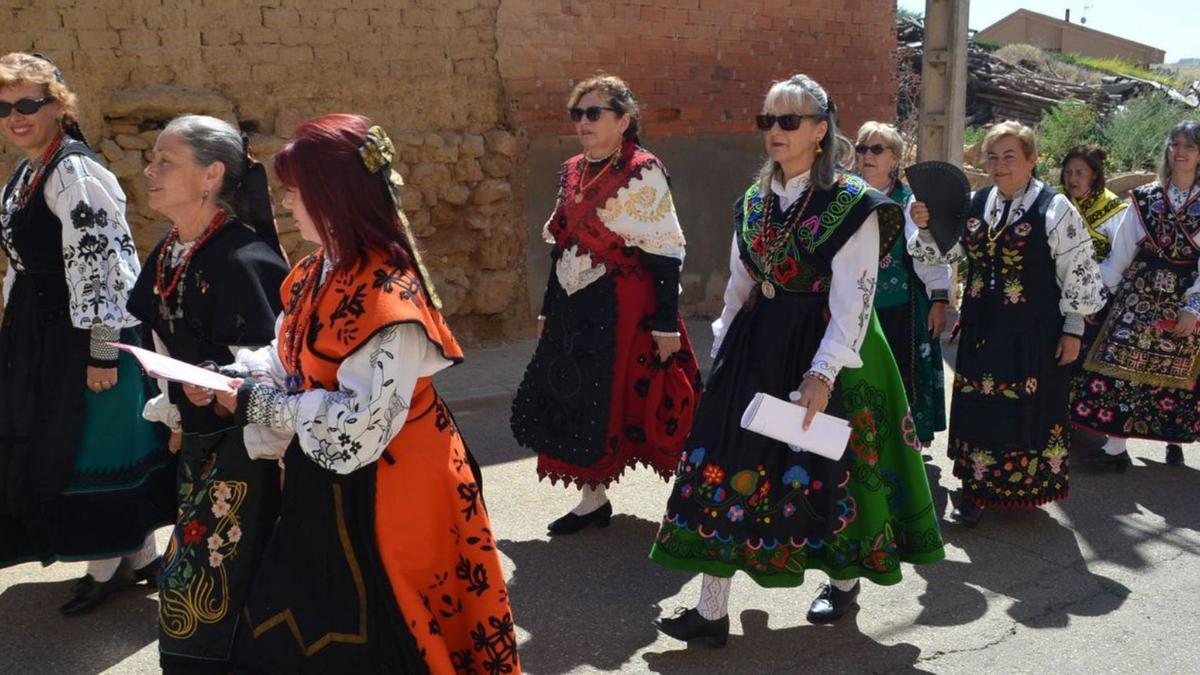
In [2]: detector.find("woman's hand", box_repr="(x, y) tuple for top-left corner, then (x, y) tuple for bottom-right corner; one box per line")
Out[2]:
(792, 375), (832, 430)
(182, 382), (215, 407)
(910, 201), (930, 229)
(86, 366), (118, 393)
(537, 317), (545, 338)
(1172, 311), (1199, 338)
(928, 301), (948, 338)
(168, 430), (182, 454)
(1056, 335), (1082, 365)
(653, 333), (681, 362)
(214, 379), (242, 415)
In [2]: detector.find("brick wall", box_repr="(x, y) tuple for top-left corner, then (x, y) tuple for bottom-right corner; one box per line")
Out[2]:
(1, 0), (528, 342)
(497, 0), (898, 140)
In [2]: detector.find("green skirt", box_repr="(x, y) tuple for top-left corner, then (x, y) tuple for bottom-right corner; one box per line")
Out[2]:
(650, 311), (944, 587)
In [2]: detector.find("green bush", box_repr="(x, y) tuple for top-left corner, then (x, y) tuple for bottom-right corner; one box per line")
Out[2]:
(1036, 101), (1100, 177)
(963, 125), (987, 147)
(1101, 94), (1195, 173)
(1058, 53), (1183, 89)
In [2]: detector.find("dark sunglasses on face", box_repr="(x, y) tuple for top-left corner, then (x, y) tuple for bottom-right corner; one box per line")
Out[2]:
(568, 106), (617, 122)
(0, 96), (55, 118)
(755, 113), (820, 132)
(856, 143), (887, 156)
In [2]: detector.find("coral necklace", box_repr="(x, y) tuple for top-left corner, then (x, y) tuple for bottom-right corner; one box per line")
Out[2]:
(279, 251), (334, 392)
(154, 210), (229, 300)
(574, 145), (621, 203)
(11, 133), (65, 211)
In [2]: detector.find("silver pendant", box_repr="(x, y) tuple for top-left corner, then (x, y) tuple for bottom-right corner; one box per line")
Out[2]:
(761, 281), (776, 299)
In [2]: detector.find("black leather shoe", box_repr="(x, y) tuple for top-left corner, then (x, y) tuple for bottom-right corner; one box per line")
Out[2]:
(547, 501), (612, 535)
(950, 500), (984, 527)
(653, 607), (729, 647)
(1167, 444), (1184, 467)
(1081, 449), (1131, 472)
(806, 582), (860, 623)
(133, 556), (163, 588)
(60, 562), (134, 615)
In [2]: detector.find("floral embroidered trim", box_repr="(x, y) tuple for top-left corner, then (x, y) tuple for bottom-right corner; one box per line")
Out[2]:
(554, 244), (607, 296)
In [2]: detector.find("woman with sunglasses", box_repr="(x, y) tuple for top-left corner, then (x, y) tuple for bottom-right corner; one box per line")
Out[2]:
(0, 52), (172, 613)
(512, 74), (701, 534)
(1070, 122), (1200, 470)
(126, 114), (289, 672)
(649, 75), (944, 645)
(854, 121), (949, 447)
(908, 121), (1105, 526)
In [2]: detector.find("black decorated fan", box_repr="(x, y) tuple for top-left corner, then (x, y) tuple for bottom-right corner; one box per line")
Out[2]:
(904, 161), (970, 255)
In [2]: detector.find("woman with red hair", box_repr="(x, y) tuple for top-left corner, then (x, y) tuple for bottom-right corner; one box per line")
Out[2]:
(214, 114), (519, 673)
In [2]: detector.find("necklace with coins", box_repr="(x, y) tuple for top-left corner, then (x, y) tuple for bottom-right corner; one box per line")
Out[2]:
(757, 184), (816, 299)
(573, 145), (621, 203)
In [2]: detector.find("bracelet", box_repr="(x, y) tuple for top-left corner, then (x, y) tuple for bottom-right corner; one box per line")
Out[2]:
(802, 370), (834, 397)
(651, 330), (681, 338)
(537, 314), (546, 321)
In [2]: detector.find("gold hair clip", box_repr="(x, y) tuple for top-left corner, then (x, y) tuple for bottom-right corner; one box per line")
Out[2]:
(358, 125), (395, 174)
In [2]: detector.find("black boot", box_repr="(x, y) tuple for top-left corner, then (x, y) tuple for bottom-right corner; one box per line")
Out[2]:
(1167, 444), (1184, 467)
(547, 501), (612, 535)
(60, 561), (134, 615)
(806, 582), (860, 623)
(950, 499), (984, 527)
(653, 608), (729, 647)
(1081, 449), (1131, 472)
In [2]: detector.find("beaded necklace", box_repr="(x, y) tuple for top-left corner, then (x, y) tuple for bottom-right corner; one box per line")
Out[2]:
(279, 250), (335, 392)
(573, 145), (621, 203)
(10, 133), (65, 212)
(757, 183), (816, 298)
(154, 210), (229, 300)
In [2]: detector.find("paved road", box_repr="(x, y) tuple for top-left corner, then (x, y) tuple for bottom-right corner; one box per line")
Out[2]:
(4, 334), (1200, 673)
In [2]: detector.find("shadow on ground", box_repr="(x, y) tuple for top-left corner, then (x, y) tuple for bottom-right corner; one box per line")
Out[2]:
(0, 578), (158, 673)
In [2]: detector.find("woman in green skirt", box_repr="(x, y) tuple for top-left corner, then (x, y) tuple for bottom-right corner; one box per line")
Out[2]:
(649, 75), (944, 646)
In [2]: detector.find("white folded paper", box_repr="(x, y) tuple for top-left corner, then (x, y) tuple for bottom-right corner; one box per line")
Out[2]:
(111, 342), (236, 391)
(740, 392), (851, 461)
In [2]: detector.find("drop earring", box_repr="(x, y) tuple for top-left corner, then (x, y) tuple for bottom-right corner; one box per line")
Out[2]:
(201, 189), (210, 206)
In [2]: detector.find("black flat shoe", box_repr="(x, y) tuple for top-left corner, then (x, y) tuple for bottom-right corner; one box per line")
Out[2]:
(60, 563), (134, 615)
(1167, 444), (1184, 467)
(653, 607), (729, 647)
(1081, 449), (1131, 472)
(547, 501), (612, 535)
(950, 500), (984, 527)
(133, 556), (163, 588)
(807, 582), (860, 623)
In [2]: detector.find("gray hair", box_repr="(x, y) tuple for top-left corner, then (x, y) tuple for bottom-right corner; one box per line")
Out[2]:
(756, 74), (839, 192)
(1160, 120), (1200, 187)
(162, 114), (247, 210)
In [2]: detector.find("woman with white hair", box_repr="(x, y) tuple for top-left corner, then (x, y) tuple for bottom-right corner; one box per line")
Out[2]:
(649, 75), (944, 645)
(854, 121), (949, 446)
(1072, 120), (1200, 469)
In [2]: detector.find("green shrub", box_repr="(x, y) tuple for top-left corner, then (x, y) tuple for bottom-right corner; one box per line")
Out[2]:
(963, 125), (987, 147)
(1036, 101), (1100, 177)
(1101, 94), (1194, 173)
(1057, 53), (1183, 89)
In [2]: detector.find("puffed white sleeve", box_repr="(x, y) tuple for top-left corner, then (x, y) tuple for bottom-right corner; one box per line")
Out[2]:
(141, 331), (182, 433)
(808, 212), (880, 383)
(1045, 195), (1106, 335)
(711, 233), (756, 357)
(907, 219), (952, 301)
(1098, 206), (1142, 292)
(906, 195), (964, 265)
(238, 323), (452, 474)
(44, 155), (141, 364)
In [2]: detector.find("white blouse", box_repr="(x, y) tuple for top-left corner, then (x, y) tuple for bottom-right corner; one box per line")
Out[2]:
(1099, 183), (1200, 315)
(907, 178), (1106, 332)
(237, 317), (453, 475)
(902, 196), (952, 297)
(712, 171), (881, 385)
(2, 154), (141, 360)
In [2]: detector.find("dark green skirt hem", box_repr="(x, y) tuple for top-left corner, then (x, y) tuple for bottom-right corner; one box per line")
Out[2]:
(648, 545), (933, 588)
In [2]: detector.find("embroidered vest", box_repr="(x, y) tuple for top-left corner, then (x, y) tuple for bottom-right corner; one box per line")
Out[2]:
(736, 174), (904, 296)
(1071, 189), (1127, 261)
(875, 182), (915, 309)
(279, 248), (463, 421)
(1130, 184), (1200, 264)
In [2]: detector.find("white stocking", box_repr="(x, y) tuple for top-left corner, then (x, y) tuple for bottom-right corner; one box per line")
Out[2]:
(125, 533), (159, 570)
(571, 484), (609, 515)
(831, 577), (859, 592)
(696, 574), (731, 620)
(1102, 436), (1128, 456)
(85, 558), (122, 583)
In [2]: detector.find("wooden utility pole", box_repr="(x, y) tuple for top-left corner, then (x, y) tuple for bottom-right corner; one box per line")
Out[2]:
(917, 0), (969, 163)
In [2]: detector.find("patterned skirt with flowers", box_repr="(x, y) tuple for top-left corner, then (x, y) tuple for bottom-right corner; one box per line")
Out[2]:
(649, 291), (944, 587)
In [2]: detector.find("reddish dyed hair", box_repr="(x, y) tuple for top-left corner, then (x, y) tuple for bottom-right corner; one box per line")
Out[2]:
(273, 113), (413, 273)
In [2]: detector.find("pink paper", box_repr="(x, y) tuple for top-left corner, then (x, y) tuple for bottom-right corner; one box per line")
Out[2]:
(111, 342), (236, 391)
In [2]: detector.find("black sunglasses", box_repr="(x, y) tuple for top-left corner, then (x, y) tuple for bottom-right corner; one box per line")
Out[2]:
(755, 113), (821, 132)
(856, 143), (888, 156)
(0, 96), (55, 118)
(569, 106), (618, 122)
